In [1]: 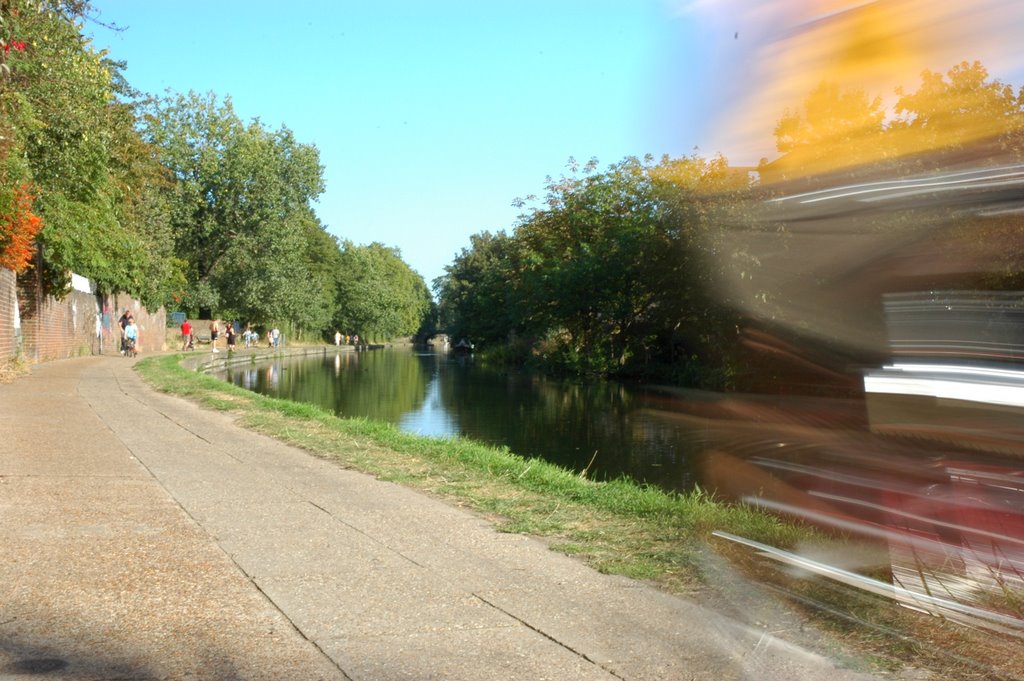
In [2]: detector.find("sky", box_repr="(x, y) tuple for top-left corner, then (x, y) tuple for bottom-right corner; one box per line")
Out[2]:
(85, 1), (1024, 289)
(85, 1), (717, 288)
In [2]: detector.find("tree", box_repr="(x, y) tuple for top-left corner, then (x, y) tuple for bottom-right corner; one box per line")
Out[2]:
(892, 60), (1024, 156)
(765, 81), (887, 181)
(101, 82), (183, 309)
(511, 157), (665, 373)
(142, 91), (331, 325)
(0, 182), (42, 272)
(1, 0), (168, 297)
(291, 217), (342, 336)
(436, 154), (748, 383)
(435, 230), (522, 347)
(334, 242), (431, 341)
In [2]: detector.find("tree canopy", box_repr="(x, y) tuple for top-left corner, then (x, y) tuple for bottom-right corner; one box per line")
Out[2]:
(1, 1), (431, 341)
(141, 91), (331, 327)
(435, 155), (750, 383)
(1, 0), (173, 301)
(334, 242), (432, 341)
(762, 61), (1024, 182)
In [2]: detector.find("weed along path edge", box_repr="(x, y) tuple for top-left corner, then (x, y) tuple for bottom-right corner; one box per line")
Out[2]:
(4, 354), (894, 679)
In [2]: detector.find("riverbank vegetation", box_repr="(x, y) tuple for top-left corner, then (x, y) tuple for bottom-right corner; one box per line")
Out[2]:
(434, 154), (754, 388)
(137, 353), (1024, 679)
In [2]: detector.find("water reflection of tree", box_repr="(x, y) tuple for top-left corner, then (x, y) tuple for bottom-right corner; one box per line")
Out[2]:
(247, 352), (431, 424)
(435, 364), (700, 489)
(229, 351), (708, 492)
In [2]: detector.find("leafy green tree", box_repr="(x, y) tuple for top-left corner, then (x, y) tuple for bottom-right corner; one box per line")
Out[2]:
(1, 0), (175, 299)
(292, 217), (342, 337)
(103, 93), (183, 309)
(142, 91), (332, 327)
(436, 154), (749, 383)
(435, 229), (522, 347)
(642, 155), (751, 378)
(511, 157), (667, 373)
(334, 241), (431, 341)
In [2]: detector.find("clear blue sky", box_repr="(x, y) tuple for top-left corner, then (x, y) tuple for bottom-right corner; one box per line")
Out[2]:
(85, 1), (1024, 288)
(85, 1), (737, 288)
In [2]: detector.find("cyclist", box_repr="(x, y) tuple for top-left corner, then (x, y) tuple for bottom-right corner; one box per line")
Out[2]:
(124, 316), (139, 357)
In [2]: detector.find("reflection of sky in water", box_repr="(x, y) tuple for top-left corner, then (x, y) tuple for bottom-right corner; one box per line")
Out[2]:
(398, 374), (459, 437)
(240, 367), (260, 391)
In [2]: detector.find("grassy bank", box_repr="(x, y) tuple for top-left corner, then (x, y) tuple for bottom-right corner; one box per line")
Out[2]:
(135, 353), (1023, 679)
(136, 354), (801, 589)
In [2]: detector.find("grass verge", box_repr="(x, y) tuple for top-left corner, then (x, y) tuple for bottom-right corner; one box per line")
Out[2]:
(136, 355), (801, 587)
(135, 353), (1023, 679)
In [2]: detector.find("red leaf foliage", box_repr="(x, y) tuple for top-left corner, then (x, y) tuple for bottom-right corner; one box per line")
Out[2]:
(0, 183), (44, 272)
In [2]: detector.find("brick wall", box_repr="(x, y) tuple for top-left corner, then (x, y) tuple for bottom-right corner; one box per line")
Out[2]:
(102, 293), (166, 357)
(0, 269), (17, 361)
(1, 267), (166, 365)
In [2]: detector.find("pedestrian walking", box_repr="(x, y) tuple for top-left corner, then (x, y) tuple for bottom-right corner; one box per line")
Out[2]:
(210, 319), (220, 353)
(118, 309), (130, 355)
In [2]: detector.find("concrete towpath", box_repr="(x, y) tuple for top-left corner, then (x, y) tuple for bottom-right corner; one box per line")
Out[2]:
(0, 355), (888, 680)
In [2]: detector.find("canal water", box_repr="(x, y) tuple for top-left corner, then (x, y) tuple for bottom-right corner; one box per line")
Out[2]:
(222, 348), (714, 493)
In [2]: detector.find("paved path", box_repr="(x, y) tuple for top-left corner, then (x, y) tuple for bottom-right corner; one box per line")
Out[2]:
(1, 356), (888, 680)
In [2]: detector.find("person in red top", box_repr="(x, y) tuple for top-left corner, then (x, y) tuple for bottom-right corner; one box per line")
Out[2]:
(181, 319), (192, 351)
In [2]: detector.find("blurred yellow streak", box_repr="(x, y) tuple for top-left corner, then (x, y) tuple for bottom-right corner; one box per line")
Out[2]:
(709, 0), (1024, 172)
